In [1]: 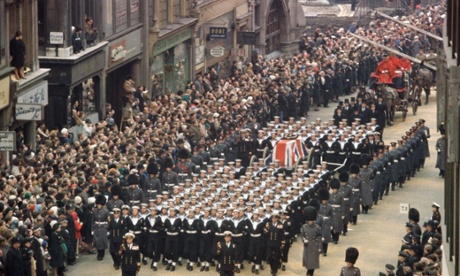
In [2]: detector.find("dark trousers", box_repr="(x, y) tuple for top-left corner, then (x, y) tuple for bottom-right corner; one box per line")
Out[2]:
(322, 92), (329, 107)
(220, 269), (235, 276)
(184, 234), (199, 262)
(164, 235), (180, 262)
(248, 238), (262, 264)
(110, 241), (121, 267)
(199, 236), (213, 263)
(147, 234), (161, 261)
(122, 270), (137, 276)
(281, 240), (291, 262)
(267, 245), (281, 273)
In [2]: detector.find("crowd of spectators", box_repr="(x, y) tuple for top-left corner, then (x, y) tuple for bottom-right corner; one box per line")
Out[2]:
(0, 2), (446, 276)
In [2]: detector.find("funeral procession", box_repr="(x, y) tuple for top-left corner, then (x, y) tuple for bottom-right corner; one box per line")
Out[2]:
(2, 0), (458, 276)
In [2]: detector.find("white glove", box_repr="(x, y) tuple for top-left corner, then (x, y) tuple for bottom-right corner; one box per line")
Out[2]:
(350, 208), (354, 211)
(107, 231), (110, 236)
(341, 216), (345, 219)
(322, 237), (325, 242)
(302, 238), (309, 245)
(91, 231), (94, 235)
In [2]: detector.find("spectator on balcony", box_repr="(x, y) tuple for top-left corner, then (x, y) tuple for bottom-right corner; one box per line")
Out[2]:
(72, 27), (84, 54)
(9, 30), (26, 80)
(85, 17), (98, 46)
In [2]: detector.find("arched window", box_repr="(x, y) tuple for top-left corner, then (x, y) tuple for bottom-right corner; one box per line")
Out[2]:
(265, 0), (282, 55)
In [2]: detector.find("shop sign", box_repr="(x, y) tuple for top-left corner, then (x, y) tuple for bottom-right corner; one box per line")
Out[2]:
(210, 46), (225, 57)
(50, 32), (64, 44)
(237, 32), (256, 45)
(0, 132), (16, 151)
(231, 48), (246, 57)
(15, 103), (43, 121)
(108, 28), (141, 67)
(0, 77), (10, 110)
(153, 28), (192, 56)
(17, 81), (48, 106)
(209, 27), (227, 39)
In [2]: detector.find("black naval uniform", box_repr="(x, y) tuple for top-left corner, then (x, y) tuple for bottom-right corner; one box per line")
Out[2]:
(145, 214), (163, 269)
(108, 215), (127, 269)
(216, 240), (237, 276)
(119, 241), (141, 276)
(264, 221), (285, 276)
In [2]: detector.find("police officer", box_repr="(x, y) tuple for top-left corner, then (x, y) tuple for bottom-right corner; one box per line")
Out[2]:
(108, 207), (125, 270)
(119, 232), (141, 276)
(264, 212), (285, 276)
(92, 194), (110, 261)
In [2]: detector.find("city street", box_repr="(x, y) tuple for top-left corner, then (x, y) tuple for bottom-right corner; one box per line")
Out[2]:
(66, 89), (443, 276)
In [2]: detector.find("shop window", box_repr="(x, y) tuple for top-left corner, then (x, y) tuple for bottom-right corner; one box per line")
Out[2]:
(265, 0), (282, 55)
(71, 77), (97, 126)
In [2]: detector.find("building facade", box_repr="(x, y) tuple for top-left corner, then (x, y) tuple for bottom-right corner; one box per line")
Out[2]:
(149, 0), (197, 96)
(38, 0), (150, 128)
(1, 0), (49, 156)
(438, 0), (460, 275)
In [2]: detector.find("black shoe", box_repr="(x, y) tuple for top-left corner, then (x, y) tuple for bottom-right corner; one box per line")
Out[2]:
(342, 232), (347, 236)
(163, 260), (168, 266)
(171, 265), (176, 272)
(211, 262), (215, 267)
(114, 266), (119, 270)
(166, 263), (172, 270)
(236, 267), (240, 273)
(334, 241), (338, 244)
(97, 256), (102, 261)
(143, 259), (148, 265)
(252, 265), (255, 273)
(260, 264), (264, 270)
(216, 266), (220, 272)
(323, 253), (327, 256)
(282, 265), (286, 271)
(255, 269), (260, 274)
(205, 267), (209, 271)
(186, 263), (190, 269)
(197, 262), (201, 267)
(188, 266), (193, 271)
(200, 266), (206, 272)
(178, 261), (183, 266)
(152, 266), (158, 271)
(241, 264), (244, 270)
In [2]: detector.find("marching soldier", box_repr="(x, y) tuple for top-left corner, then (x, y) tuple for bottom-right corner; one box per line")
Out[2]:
(317, 188), (333, 256)
(264, 212), (286, 276)
(199, 207), (217, 271)
(162, 158), (178, 193)
(431, 202), (441, 230)
(228, 210), (246, 272)
(176, 148), (194, 178)
(247, 212), (264, 275)
(359, 154), (374, 214)
(108, 207), (126, 270)
(339, 172), (353, 236)
(127, 174), (145, 207)
(320, 133), (337, 167)
(369, 153), (384, 205)
(164, 208), (181, 271)
(216, 231), (238, 276)
(254, 130), (269, 159)
(329, 178), (344, 244)
(107, 185), (124, 213)
(340, 247), (361, 276)
(183, 210), (200, 271)
(92, 194), (110, 261)
(145, 163), (162, 201)
(279, 211), (292, 271)
(145, 207), (163, 270)
(119, 232), (141, 276)
(301, 206), (322, 276)
(127, 206), (146, 264)
(348, 164), (362, 225)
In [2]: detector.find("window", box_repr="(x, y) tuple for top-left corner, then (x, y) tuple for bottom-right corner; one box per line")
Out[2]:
(114, 0), (128, 32)
(0, 2), (6, 68)
(129, 0), (140, 26)
(265, 0), (282, 55)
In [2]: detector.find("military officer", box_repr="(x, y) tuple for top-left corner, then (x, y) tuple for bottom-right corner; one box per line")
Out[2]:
(279, 211), (292, 271)
(107, 185), (124, 213)
(119, 232), (141, 276)
(348, 164), (362, 225)
(162, 158), (178, 193)
(145, 163), (162, 200)
(317, 188), (333, 256)
(216, 231), (237, 276)
(92, 194), (110, 261)
(264, 212), (285, 276)
(108, 207), (126, 270)
(358, 154), (374, 214)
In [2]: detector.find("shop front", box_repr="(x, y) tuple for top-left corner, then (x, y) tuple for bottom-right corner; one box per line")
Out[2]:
(39, 42), (107, 130)
(105, 27), (143, 125)
(151, 25), (196, 95)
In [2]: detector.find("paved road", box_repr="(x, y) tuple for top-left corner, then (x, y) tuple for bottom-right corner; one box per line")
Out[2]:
(66, 90), (443, 276)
